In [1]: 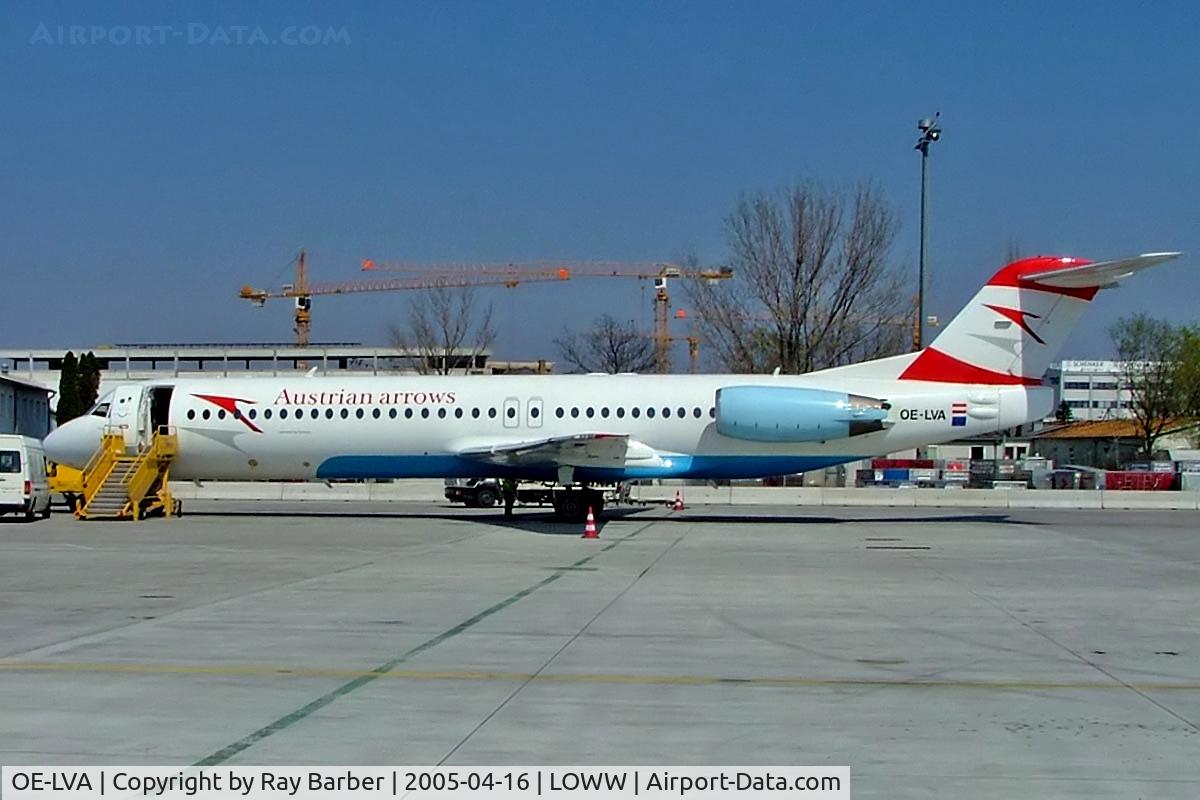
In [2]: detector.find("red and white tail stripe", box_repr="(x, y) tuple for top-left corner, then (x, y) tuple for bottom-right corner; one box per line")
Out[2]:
(897, 253), (1181, 385)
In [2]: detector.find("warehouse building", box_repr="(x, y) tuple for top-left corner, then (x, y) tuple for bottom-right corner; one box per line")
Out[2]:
(1031, 419), (1199, 469)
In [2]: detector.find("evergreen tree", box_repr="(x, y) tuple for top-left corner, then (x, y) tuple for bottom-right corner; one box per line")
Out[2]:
(56, 352), (80, 425)
(78, 352), (101, 410)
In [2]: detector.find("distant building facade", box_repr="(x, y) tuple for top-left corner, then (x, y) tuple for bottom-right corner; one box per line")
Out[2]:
(1046, 360), (1134, 421)
(0, 374), (52, 438)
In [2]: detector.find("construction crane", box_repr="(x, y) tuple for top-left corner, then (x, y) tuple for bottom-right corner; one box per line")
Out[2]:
(363, 259), (734, 373)
(239, 251), (571, 347)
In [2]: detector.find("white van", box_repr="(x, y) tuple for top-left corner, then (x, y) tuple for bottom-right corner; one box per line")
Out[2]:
(0, 435), (52, 520)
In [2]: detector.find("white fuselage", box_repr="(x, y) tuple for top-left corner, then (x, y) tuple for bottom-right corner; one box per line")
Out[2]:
(47, 372), (1052, 482)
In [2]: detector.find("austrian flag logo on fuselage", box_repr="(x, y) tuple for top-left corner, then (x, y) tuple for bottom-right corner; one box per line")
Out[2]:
(192, 394), (262, 433)
(951, 402), (967, 427)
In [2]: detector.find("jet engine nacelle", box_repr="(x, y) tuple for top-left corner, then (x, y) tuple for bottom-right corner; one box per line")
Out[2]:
(715, 386), (889, 443)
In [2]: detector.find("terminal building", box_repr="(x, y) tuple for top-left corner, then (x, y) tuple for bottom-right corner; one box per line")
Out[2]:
(0, 343), (554, 404)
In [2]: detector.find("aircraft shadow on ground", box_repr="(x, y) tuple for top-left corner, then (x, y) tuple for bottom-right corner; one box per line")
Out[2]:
(178, 504), (1037, 529)
(182, 504), (655, 534)
(648, 511), (1038, 526)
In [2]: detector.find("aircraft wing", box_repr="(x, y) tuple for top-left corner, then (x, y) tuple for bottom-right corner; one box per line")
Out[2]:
(1023, 252), (1181, 288)
(457, 433), (630, 469)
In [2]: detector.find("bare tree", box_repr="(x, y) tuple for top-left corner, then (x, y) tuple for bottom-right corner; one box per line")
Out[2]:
(1109, 314), (1200, 457)
(554, 314), (657, 374)
(685, 181), (908, 374)
(390, 285), (497, 375)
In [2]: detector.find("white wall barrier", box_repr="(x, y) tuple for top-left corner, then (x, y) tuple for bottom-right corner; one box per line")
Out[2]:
(169, 481), (1200, 510)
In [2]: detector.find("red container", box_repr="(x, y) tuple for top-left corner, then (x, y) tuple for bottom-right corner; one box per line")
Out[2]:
(871, 458), (936, 470)
(1104, 472), (1176, 491)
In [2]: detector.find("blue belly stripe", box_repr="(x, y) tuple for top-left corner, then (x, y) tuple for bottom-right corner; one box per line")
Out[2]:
(315, 454), (856, 481)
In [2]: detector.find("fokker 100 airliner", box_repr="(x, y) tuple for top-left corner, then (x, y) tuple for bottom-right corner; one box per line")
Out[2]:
(45, 253), (1181, 518)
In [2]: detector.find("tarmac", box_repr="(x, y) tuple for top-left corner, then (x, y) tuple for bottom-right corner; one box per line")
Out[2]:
(1, 501), (1198, 798)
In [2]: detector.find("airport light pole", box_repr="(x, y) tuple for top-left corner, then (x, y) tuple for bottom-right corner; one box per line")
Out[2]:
(914, 113), (941, 350)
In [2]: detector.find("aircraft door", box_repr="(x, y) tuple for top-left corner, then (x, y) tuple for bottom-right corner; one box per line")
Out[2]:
(110, 384), (149, 452)
(528, 397), (544, 429)
(149, 386), (174, 435)
(502, 397), (520, 429)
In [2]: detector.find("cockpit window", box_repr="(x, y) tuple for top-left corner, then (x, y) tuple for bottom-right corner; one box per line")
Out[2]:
(88, 392), (114, 418)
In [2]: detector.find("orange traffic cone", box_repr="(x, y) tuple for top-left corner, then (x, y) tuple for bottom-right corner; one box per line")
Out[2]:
(582, 507), (599, 538)
(673, 491), (684, 511)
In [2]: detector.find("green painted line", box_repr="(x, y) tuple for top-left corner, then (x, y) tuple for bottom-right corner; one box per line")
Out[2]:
(194, 519), (658, 766)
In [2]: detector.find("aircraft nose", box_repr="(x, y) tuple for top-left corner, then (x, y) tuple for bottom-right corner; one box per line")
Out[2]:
(44, 415), (104, 468)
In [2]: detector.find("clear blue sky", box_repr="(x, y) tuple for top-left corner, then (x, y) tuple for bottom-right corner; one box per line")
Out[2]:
(2, 0), (1197, 363)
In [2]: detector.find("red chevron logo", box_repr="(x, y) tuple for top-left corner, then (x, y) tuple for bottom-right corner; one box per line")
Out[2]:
(192, 394), (263, 433)
(984, 304), (1045, 345)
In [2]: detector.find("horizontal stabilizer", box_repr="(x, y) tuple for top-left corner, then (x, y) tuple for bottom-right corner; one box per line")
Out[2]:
(1022, 252), (1181, 288)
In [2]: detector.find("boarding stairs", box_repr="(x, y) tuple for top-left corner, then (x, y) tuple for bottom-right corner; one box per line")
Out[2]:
(76, 427), (179, 520)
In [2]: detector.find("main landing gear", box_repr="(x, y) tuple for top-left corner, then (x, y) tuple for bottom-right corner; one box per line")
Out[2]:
(551, 487), (604, 523)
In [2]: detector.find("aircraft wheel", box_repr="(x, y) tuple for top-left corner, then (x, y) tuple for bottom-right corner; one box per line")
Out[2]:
(553, 492), (587, 522)
(474, 488), (498, 508)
